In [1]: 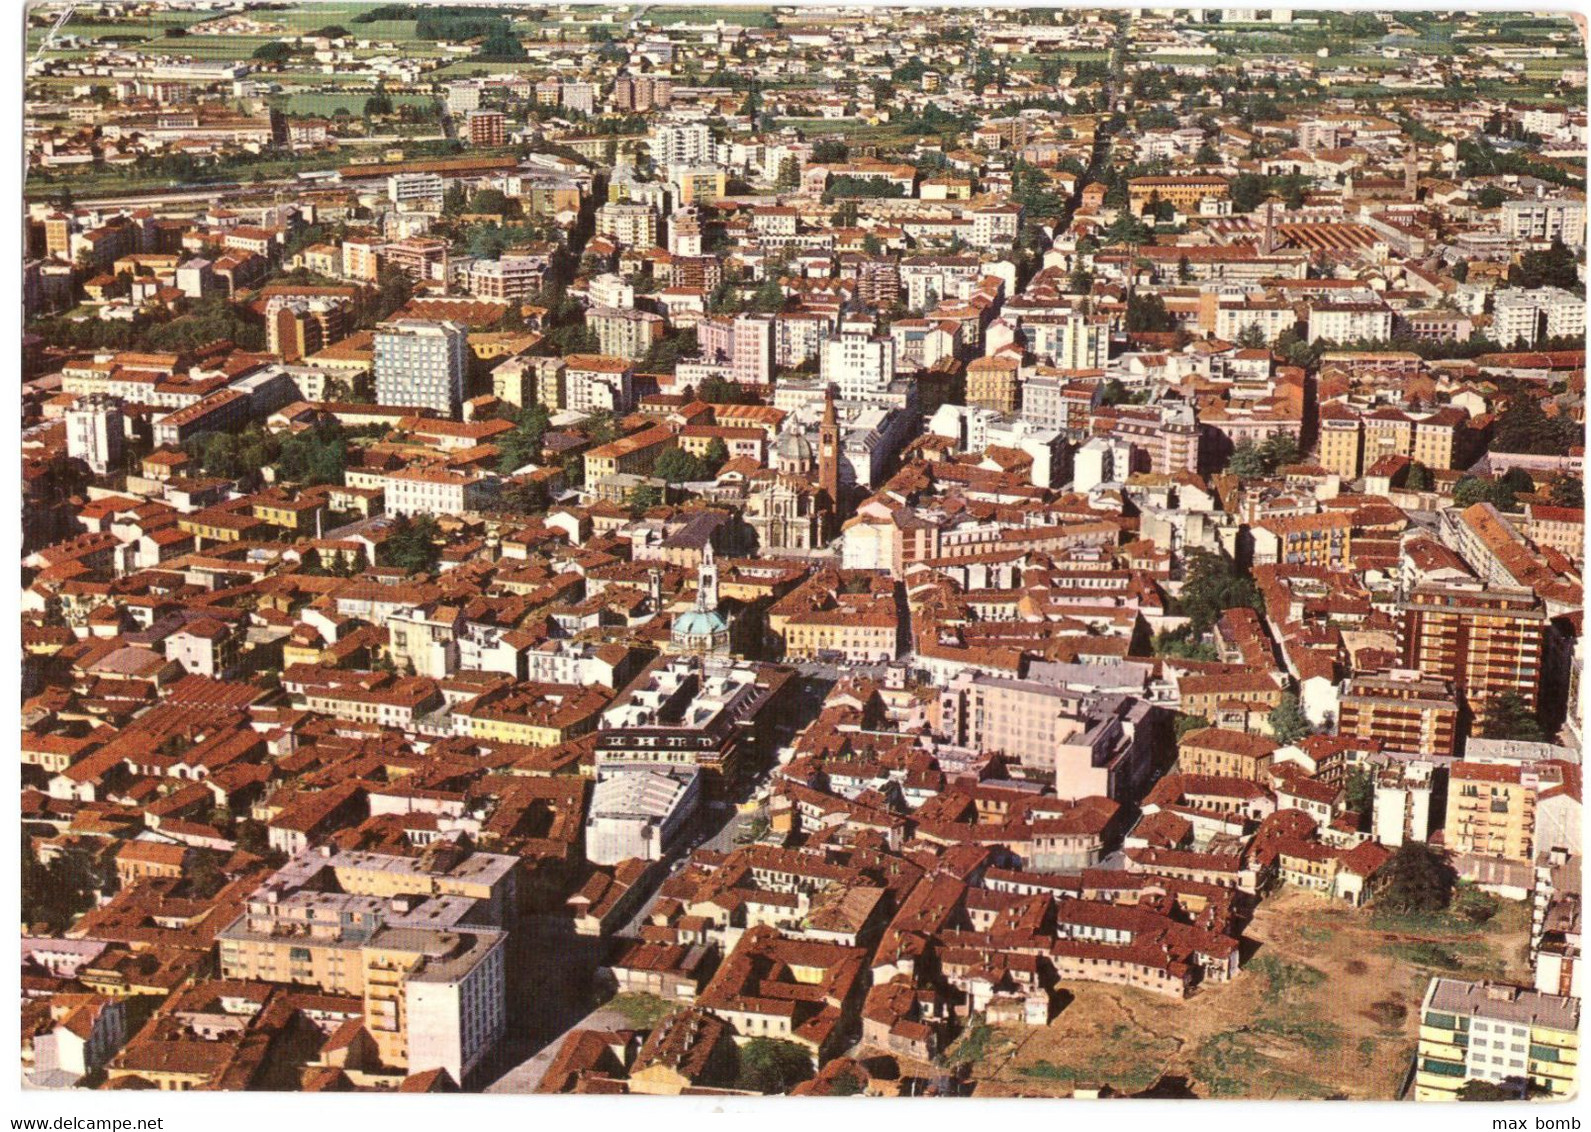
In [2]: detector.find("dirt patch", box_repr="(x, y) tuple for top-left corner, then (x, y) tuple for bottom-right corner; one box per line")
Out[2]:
(964, 887), (1532, 1099)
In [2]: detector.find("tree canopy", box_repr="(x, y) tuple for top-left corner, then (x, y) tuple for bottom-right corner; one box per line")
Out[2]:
(379, 515), (442, 575)
(1177, 549), (1264, 636)
(1375, 842), (1454, 915)
(734, 1038), (814, 1094)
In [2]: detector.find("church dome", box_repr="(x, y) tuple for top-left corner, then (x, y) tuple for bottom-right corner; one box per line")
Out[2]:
(673, 608), (729, 638)
(773, 427), (815, 471)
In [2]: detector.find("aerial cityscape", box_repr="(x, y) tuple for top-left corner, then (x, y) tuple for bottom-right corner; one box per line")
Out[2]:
(17, 0), (1588, 1103)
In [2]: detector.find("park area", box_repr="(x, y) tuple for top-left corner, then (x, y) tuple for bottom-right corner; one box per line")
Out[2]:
(942, 886), (1533, 1100)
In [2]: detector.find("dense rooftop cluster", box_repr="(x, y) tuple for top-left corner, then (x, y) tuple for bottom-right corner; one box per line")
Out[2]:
(18, 0), (1587, 1102)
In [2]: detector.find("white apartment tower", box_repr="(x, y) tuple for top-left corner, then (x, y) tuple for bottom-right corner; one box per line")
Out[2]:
(650, 122), (712, 168)
(66, 394), (124, 476)
(374, 319), (469, 419)
(820, 327), (896, 400)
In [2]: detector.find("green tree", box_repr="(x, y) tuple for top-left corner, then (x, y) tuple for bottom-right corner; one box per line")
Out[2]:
(734, 1038), (814, 1094)
(1103, 210), (1153, 247)
(828, 1069), (864, 1096)
(748, 277), (785, 314)
(1491, 393), (1581, 456)
(627, 484), (663, 513)
(1173, 713), (1211, 741)
(1125, 292), (1175, 333)
(1236, 324), (1269, 349)
(1456, 1080), (1526, 1102)
(1406, 461), (1434, 491)
(811, 139), (849, 163)
(379, 514), (442, 575)
(274, 421), (347, 486)
(1098, 378), (1131, 407)
(654, 447), (710, 484)
(701, 437), (729, 475)
(496, 402), (551, 473)
(1344, 767), (1375, 814)
(1153, 625), (1216, 660)
(252, 41), (297, 63)
(1451, 475), (1516, 511)
(1259, 431), (1299, 471)
(1227, 439), (1270, 478)
(1177, 549), (1263, 636)
(373, 266), (414, 322)
(1480, 691), (1545, 743)
(1511, 238), (1581, 292)
(1549, 475), (1584, 508)
(1268, 693), (1310, 744)
(468, 187), (510, 215)
(774, 155), (801, 191)
(1376, 842), (1454, 915)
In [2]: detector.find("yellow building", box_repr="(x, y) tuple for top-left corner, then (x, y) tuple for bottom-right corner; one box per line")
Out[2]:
(1444, 762), (1538, 863)
(250, 491), (324, 535)
(966, 356), (1020, 414)
(1178, 727), (1278, 782)
(1252, 511), (1353, 570)
(777, 605), (898, 663)
(452, 683), (610, 748)
(673, 167), (727, 207)
(582, 425), (675, 484)
(1128, 175), (1229, 216)
(1317, 412), (1363, 478)
(1416, 977), (1578, 1100)
(216, 848), (515, 1084)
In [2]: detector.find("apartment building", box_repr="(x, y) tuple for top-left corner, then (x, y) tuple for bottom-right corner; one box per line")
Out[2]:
(1307, 301), (1394, 345)
(1127, 175), (1230, 215)
(65, 394), (124, 476)
(374, 319), (469, 418)
(1445, 761), (1540, 863)
(1492, 287), (1586, 347)
(216, 846), (515, 1086)
(613, 74), (672, 112)
(596, 202), (659, 248)
(821, 328), (896, 400)
(564, 353), (636, 414)
(650, 122), (712, 167)
(465, 254), (546, 303)
(266, 295), (350, 362)
(1415, 977), (1578, 1100)
(1501, 195), (1586, 247)
(965, 356), (1020, 413)
(1178, 727), (1279, 782)
(466, 109), (505, 147)
(588, 305), (664, 362)
(1339, 671), (1460, 759)
(1396, 582), (1548, 728)
(384, 466), (497, 518)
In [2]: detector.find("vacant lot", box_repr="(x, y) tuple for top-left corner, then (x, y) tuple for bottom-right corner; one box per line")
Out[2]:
(961, 886), (1532, 1099)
